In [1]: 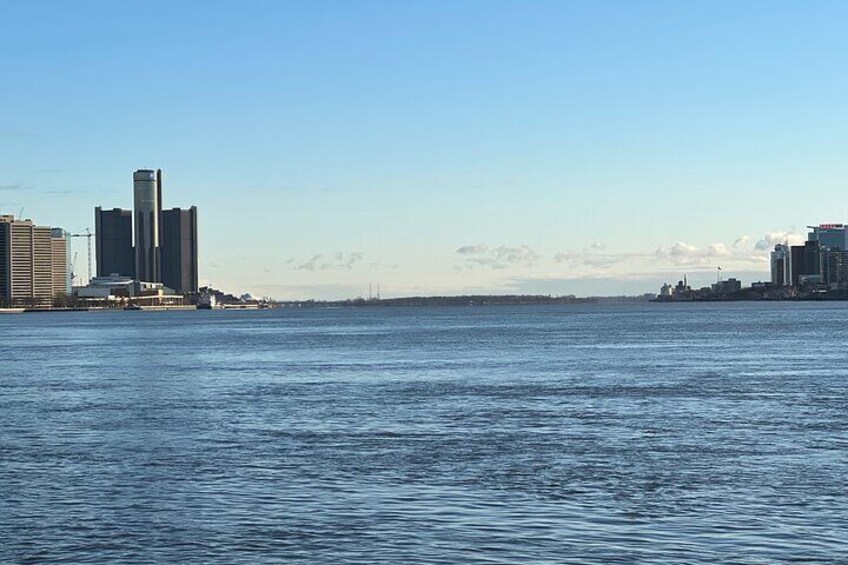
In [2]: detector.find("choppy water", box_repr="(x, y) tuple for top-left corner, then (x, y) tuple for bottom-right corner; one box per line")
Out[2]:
(1, 303), (847, 563)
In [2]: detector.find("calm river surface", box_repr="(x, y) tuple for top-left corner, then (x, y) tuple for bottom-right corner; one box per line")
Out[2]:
(1, 303), (846, 563)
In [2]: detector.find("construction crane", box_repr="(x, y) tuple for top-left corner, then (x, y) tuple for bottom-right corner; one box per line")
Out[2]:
(71, 229), (94, 285)
(70, 252), (78, 286)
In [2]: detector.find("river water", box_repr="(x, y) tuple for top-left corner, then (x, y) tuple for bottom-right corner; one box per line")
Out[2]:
(1, 303), (846, 563)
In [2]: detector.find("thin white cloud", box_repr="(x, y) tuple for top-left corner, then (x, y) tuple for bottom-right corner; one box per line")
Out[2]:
(554, 248), (649, 271)
(457, 244), (489, 256)
(295, 254), (323, 271)
(653, 232), (807, 268)
(733, 235), (751, 248)
(654, 241), (738, 266)
(452, 229), (808, 292)
(293, 251), (364, 271)
(554, 250), (580, 263)
(456, 244), (540, 269)
(0, 183), (28, 192)
(754, 232), (804, 251)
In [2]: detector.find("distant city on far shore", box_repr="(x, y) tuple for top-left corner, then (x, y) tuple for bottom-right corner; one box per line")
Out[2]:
(1, 168), (217, 311)
(657, 223), (848, 302)
(6, 170), (848, 309)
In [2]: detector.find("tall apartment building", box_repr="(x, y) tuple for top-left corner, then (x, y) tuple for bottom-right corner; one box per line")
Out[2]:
(161, 206), (198, 293)
(0, 215), (56, 306)
(133, 169), (161, 282)
(95, 207), (134, 277)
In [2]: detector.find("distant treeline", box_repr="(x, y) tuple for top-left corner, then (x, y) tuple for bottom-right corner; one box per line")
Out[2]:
(276, 294), (601, 308)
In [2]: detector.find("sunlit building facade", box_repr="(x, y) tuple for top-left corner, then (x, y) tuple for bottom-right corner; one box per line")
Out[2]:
(133, 169), (161, 282)
(0, 215), (57, 306)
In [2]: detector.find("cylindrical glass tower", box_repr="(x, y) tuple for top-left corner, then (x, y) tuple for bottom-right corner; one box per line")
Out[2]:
(133, 169), (160, 282)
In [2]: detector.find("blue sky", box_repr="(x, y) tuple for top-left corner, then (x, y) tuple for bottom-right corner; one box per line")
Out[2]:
(2, 1), (847, 298)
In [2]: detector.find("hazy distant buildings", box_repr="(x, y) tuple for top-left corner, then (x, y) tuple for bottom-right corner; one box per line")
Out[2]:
(712, 277), (742, 295)
(94, 207), (134, 278)
(133, 169), (161, 282)
(772, 223), (848, 290)
(801, 240), (822, 284)
(807, 223), (848, 251)
(0, 214), (68, 306)
(829, 249), (848, 285)
(161, 206), (198, 293)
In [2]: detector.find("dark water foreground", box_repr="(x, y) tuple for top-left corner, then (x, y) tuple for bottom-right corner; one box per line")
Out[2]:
(1, 304), (846, 563)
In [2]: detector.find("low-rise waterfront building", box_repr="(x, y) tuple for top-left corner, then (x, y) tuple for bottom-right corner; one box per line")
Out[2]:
(712, 278), (742, 296)
(73, 274), (185, 306)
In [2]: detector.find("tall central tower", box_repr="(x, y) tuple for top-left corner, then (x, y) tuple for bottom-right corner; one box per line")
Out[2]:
(133, 169), (160, 282)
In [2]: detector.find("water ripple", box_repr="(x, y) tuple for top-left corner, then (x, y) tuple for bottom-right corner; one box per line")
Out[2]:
(1, 304), (847, 563)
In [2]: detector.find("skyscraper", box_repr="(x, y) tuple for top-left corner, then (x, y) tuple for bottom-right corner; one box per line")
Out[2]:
(161, 206), (198, 293)
(95, 207), (134, 277)
(770, 244), (791, 287)
(0, 215), (55, 306)
(133, 169), (160, 282)
(156, 168), (163, 226)
(807, 224), (848, 251)
(97, 168), (198, 291)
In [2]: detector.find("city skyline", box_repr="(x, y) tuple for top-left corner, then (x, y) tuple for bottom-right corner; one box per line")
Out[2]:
(1, 165), (199, 307)
(95, 168), (199, 294)
(3, 2), (848, 299)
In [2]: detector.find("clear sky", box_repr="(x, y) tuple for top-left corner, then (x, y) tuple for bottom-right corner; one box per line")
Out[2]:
(2, 1), (847, 298)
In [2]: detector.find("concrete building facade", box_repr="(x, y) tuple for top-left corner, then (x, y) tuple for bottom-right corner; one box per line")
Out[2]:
(0, 215), (56, 306)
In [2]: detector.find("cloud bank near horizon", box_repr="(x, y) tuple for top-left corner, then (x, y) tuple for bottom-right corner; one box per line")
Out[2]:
(455, 230), (804, 276)
(233, 230), (807, 300)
